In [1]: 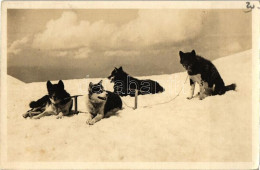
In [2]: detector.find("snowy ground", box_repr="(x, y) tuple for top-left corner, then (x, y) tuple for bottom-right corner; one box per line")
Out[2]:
(7, 50), (252, 162)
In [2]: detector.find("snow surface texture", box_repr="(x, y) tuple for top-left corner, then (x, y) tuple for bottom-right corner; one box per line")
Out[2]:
(7, 50), (252, 162)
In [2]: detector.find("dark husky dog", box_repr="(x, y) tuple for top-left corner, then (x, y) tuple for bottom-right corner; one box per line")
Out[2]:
(86, 80), (122, 125)
(107, 66), (164, 97)
(179, 50), (236, 100)
(23, 80), (73, 119)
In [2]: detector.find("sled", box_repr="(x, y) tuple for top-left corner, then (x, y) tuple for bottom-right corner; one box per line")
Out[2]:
(23, 95), (83, 118)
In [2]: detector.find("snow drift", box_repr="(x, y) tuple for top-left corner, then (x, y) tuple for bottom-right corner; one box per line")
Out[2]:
(7, 50), (252, 162)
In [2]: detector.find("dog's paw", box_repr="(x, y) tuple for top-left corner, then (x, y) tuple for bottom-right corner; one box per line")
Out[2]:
(186, 96), (193, 100)
(86, 118), (92, 124)
(56, 113), (63, 119)
(56, 115), (63, 119)
(88, 119), (96, 125)
(32, 116), (40, 119)
(199, 94), (206, 100)
(22, 112), (29, 118)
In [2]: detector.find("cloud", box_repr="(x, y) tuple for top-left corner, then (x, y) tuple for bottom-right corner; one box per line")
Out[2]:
(8, 37), (28, 55)
(32, 11), (116, 50)
(8, 10), (205, 59)
(74, 47), (91, 58)
(55, 51), (68, 57)
(113, 10), (204, 46)
(30, 10), (204, 56)
(104, 50), (140, 57)
(226, 42), (243, 52)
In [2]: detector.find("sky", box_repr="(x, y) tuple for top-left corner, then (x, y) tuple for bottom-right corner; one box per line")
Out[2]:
(7, 9), (252, 83)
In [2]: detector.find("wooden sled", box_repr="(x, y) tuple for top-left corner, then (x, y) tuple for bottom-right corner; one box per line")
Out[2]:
(23, 95), (83, 118)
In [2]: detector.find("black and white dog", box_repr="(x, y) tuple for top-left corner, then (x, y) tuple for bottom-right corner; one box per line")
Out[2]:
(86, 80), (122, 125)
(23, 80), (73, 119)
(107, 66), (164, 97)
(180, 50), (236, 100)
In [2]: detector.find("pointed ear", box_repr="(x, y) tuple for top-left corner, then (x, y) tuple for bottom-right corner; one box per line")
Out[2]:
(98, 80), (103, 85)
(118, 66), (123, 71)
(58, 80), (64, 89)
(191, 50), (196, 56)
(179, 51), (184, 57)
(114, 67), (118, 70)
(89, 82), (93, 87)
(47, 80), (52, 90)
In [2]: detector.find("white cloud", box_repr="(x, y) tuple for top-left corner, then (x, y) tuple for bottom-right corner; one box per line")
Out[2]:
(10, 10), (205, 58)
(227, 42), (243, 52)
(8, 37), (28, 55)
(32, 10), (204, 51)
(114, 10), (204, 46)
(54, 51), (68, 57)
(104, 50), (140, 57)
(32, 11), (116, 50)
(74, 47), (91, 58)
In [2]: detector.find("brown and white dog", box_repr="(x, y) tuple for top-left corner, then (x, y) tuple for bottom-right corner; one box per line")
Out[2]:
(86, 80), (122, 125)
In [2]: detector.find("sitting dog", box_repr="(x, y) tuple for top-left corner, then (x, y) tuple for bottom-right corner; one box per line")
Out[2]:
(86, 80), (122, 125)
(179, 50), (236, 100)
(107, 66), (164, 97)
(23, 80), (73, 119)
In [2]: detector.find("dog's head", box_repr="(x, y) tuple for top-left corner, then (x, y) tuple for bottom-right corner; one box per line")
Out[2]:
(107, 66), (123, 83)
(88, 80), (107, 103)
(179, 50), (196, 72)
(47, 80), (65, 104)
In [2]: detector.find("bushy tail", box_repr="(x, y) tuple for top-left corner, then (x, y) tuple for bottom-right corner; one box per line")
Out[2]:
(29, 95), (49, 108)
(225, 83), (236, 92)
(157, 83), (165, 93)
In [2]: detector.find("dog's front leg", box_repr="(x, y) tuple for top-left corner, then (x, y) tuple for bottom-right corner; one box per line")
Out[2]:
(199, 81), (206, 100)
(56, 112), (64, 119)
(57, 100), (73, 119)
(32, 111), (51, 119)
(88, 112), (104, 125)
(23, 110), (41, 118)
(86, 113), (93, 124)
(187, 79), (195, 100)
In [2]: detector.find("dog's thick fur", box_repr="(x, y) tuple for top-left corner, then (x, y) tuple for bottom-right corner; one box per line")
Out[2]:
(107, 66), (164, 97)
(179, 50), (236, 100)
(86, 80), (122, 125)
(23, 80), (73, 119)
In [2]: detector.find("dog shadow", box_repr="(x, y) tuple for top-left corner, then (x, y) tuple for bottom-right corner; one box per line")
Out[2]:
(104, 108), (122, 119)
(66, 110), (86, 117)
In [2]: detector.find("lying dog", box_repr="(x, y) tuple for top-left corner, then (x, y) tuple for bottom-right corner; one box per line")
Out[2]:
(107, 66), (164, 97)
(86, 80), (122, 125)
(23, 80), (73, 119)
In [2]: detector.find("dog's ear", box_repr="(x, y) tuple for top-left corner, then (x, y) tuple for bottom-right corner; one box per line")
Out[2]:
(89, 82), (93, 88)
(47, 80), (52, 90)
(118, 66), (123, 71)
(191, 50), (196, 56)
(114, 67), (118, 70)
(58, 80), (64, 89)
(98, 80), (103, 85)
(179, 51), (184, 57)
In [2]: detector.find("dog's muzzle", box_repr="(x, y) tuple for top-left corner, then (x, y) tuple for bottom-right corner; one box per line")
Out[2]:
(108, 76), (114, 83)
(97, 96), (107, 100)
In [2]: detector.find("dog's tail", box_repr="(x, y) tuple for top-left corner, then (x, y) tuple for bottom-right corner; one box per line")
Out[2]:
(157, 83), (165, 93)
(225, 83), (236, 92)
(29, 95), (49, 108)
